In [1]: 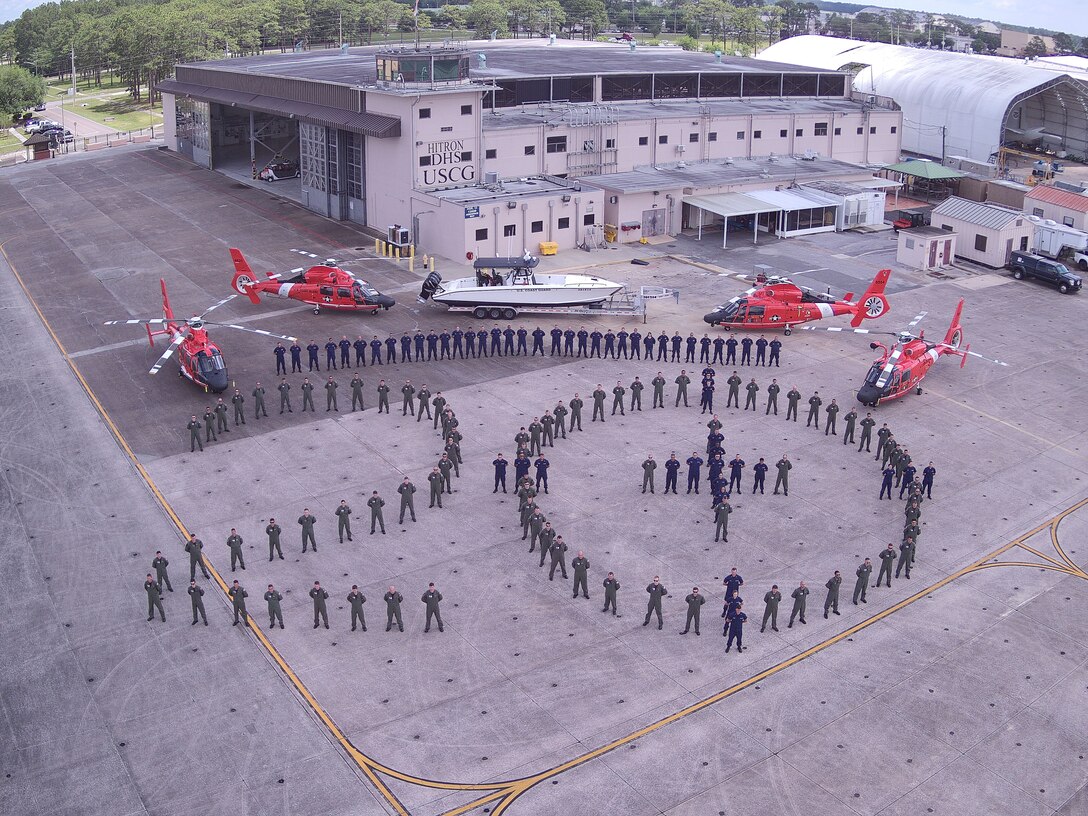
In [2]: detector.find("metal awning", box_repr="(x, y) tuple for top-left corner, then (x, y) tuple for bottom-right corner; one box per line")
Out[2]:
(854, 178), (903, 190)
(683, 192), (780, 219)
(748, 188), (840, 210)
(156, 79), (401, 138)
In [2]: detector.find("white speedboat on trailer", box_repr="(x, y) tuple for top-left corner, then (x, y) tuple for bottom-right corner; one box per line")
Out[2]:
(417, 253), (624, 319)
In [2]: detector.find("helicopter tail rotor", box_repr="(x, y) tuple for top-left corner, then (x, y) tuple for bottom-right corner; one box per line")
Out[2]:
(943, 298), (965, 349)
(849, 268), (891, 327)
(229, 248), (262, 304)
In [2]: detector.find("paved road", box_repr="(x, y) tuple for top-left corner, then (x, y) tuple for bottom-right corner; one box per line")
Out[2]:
(42, 98), (121, 138)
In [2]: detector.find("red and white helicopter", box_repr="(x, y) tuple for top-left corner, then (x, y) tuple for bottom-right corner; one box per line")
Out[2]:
(803, 299), (1007, 406)
(105, 279), (297, 393)
(703, 268), (891, 334)
(230, 248), (395, 315)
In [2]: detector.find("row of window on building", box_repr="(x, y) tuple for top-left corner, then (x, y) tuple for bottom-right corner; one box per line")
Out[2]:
(472, 213), (596, 241)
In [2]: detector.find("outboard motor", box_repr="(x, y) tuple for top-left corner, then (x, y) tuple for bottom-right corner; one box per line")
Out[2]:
(417, 272), (442, 303)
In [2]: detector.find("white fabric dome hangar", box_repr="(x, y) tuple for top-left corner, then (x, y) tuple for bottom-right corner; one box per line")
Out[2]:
(759, 35), (1088, 163)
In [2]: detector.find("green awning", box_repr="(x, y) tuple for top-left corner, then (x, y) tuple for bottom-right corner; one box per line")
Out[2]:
(882, 161), (965, 180)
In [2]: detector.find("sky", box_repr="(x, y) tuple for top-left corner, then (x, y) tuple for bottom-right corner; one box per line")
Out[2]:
(0, 0), (1084, 36)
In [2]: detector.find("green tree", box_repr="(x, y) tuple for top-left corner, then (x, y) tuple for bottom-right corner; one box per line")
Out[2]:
(466, 0), (510, 36)
(1052, 32), (1075, 52)
(561, 0), (607, 40)
(0, 64), (46, 119)
(1023, 35), (1048, 58)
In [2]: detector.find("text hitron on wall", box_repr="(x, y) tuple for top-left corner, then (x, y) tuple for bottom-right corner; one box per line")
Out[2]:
(418, 138), (476, 189)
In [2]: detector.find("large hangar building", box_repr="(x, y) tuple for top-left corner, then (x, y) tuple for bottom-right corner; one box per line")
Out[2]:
(160, 40), (903, 259)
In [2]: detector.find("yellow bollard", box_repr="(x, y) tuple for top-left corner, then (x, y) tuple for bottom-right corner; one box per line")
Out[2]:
(409, 245), (415, 260)
(431, 257), (437, 274)
(409, 256), (414, 273)
(395, 246), (401, 260)
(374, 238), (380, 255)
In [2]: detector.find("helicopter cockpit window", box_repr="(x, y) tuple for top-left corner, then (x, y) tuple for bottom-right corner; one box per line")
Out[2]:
(717, 300), (741, 320)
(337, 287), (351, 299)
(746, 305), (765, 317)
(197, 352), (225, 375)
(864, 364), (882, 385)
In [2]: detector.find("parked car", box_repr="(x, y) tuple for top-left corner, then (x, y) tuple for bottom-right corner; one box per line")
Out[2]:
(47, 129), (74, 146)
(33, 103), (47, 111)
(258, 160), (301, 182)
(1008, 251), (1082, 294)
(26, 119), (58, 134)
(1074, 250), (1088, 271)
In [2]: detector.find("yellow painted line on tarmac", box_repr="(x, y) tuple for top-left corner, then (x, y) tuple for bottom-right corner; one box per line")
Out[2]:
(444, 495), (1088, 816)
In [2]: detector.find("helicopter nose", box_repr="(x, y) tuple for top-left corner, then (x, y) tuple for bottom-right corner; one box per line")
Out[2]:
(856, 385), (880, 406)
(703, 311), (724, 325)
(375, 294), (396, 309)
(207, 371), (230, 393)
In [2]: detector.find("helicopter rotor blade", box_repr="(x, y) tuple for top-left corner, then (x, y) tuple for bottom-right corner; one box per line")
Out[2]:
(874, 346), (904, 389)
(945, 346), (1009, 366)
(905, 311), (928, 329)
(104, 318), (170, 326)
(197, 293), (238, 319)
(204, 322), (298, 343)
(800, 326), (899, 336)
(148, 333), (186, 375)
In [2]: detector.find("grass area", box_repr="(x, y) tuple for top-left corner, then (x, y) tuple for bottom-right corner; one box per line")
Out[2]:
(45, 73), (130, 99)
(0, 130), (25, 154)
(71, 97), (163, 132)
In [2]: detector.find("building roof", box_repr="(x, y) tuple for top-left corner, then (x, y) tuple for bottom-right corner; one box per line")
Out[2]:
(584, 156), (874, 194)
(757, 35), (1088, 162)
(883, 160), (965, 180)
(1025, 184), (1088, 213)
(932, 196), (1024, 229)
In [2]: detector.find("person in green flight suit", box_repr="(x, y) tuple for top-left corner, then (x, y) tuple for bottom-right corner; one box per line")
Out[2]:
(431, 392), (447, 429)
(416, 384), (432, 422)
(858, 412), (876, 452)
(591, 385), (607, 422)
(569, 394), (583, 431)
(824, 398), (839, 435)
(437, 454), (454, 494)
(553, 402), (568, 439)
(714, 498), (732, 542)
(252, 382), (268, 419)
(680, 586), (705, 635)
(188, 579), (207, 626)
(726, 372), (742, 408)
(896, 537), (914, 579)
(611, 382), (626, 416)
(629, 377), (644, 411)
(202, 405), (218, 442)
(773, 454), (792, 496)
(760, 584), (781, 632)
(572, 551), (590, 599)
(214, 398), (229, 434)
(541, 411), (555, 448)
(277, 379), (292, 414)
(335, 500), (353, 542)
(185, 533), (210, 581)
(537, 522), (556, 564)
(231, 389), (246, 425)
(428, 467), (444, 508)
(265, 583), (285, 629)
(806, 391), (822, 428)
(398, 476), (417, 523)
(310, 580), (329, 629)
(225, 527), (245, 572)
(384, 585), (404, 632)
(144, 573), (166, 622)
(823, 570), (842, 618)
(528, 418), (544, 456)
(401, 380), (416, 416)
(264, 518), (283, 562)
(787, 580), (809, 627)
(301, 378), (315, 412)
(602, 572), (620, 616)
(325, 376), (339, 412)
(853, 558), (871, 604)
(674, 370), (691, 407)
(228, 579), (249, 626)
(651, 372), (666, 409)
(377, 380), (390, 413)
(347, 585), (367, 631)
(368, 490), (386, 535)
(765, 379), (780, 415)
(842, 407), (857, 444)
(298, 508), (317, 553)
(744, 378), (759, 411)
(350, 374), (364, 411)
(548, 535), (569, 581)
(785, 386), (801, 422)
(643, 576), (668, 629)
(876, 543), (896, 588)
(186, 415), (203, 452)
(422, 583), (444, 632)
(642, 455), (657, 494)
(152, 550), (173, 592)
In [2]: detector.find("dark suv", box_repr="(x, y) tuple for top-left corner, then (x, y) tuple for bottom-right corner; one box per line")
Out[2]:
(1008, 251), (1082, 294)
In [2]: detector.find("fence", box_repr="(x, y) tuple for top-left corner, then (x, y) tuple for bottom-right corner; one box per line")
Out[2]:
(0, 124), (162, 168)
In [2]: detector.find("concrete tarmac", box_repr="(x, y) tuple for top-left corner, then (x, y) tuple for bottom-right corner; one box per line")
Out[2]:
(0, 147), (1085, 816)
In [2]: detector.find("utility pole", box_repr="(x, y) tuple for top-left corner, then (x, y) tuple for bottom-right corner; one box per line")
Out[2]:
(339, 12), (343, 47)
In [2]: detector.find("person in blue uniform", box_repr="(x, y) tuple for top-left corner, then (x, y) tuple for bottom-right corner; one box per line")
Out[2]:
(549, 326), (562, 355)
(534, 455), (550, 493)
(516, 326), (529, 356)
(422, 330), (435, 360)
(768, 338), (782, 366)
(686, 452), (704, 494)
(476, 327), (489, 357)
(723, 567), (743, 599)
(708, 454), (725, 493)
(727, 454), (745, 493)
(685, 333), (697, 363)
(339, 336), (351, 368)
(740, 337), (753, 365)
(921, 462), (936, 498)
(324, 338), (338, 370)
(603, 329), (616, 358)
(700, 380), (715, 414)
(435, 329), (448, 359)
(713, 336), (725, 364)
(412, 330), (425, 360)
(274, 342), (287, 375)
(670, 332), (682, 362)
(531, 327), (545, 356)
(452, 327), (465, 358)
(755, 335), (768, 366)
(493, 453), (508, 493)
(287, 341), (301, 373)
(643, 331), (654, 359)
(725, 603), (747, 652)
(617, 328), (630, 359)
(503, 326), (515, 355)
(652, 331), (665, 361)
(899, 463), (917, 499)
(573, 327), (586, 356)
(368, 336), (381, 365)
(514, 452), (531, 483)
(630, 328), (642, 359)
(464, 326), (477, 358)
(349, 336), (364, 366)
(879, 465), (895, 499)
(589, 328), (602, 357)
(563, 328), (575, 356)
(725, 334), (738, 364)
(706, 430), (724, 457)
(396, 332), (409, 362)
(699, 334), (711, 364)
(486, 326), (499, 356)
(385, 335), (397, 363)
(752, 458), (768, 494)
(664, 453), (680, 494)
(306, 340), (320, 371)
